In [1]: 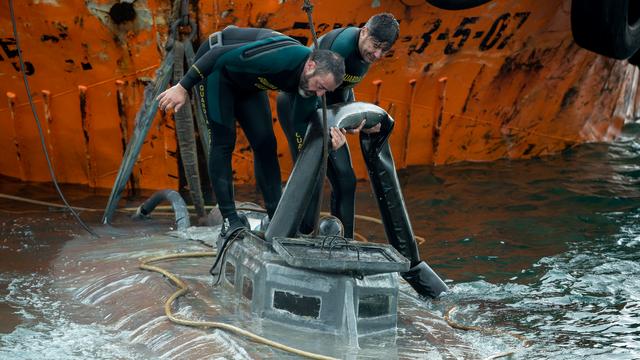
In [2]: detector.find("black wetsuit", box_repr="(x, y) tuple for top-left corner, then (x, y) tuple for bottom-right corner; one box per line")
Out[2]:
(181, 26), (315, 222)
(277, 27), (370, 238)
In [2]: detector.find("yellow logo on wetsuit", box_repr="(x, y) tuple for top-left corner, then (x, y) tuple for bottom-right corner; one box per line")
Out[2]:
(343, 74), (363, 84)
(198, 84), (207, 118)
(254, 77), (279, 91)
(198, 84), (211, 143)
(296, 132), (304, 150)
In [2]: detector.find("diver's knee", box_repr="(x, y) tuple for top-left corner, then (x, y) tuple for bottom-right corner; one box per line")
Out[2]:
(254, 135), (278, 156)
(335, 168), (356, 194)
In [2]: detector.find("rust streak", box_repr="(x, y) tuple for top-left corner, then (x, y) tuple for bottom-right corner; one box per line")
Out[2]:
(560, 86), (578, 110)
(41, 90), (56, 170)
(386, 102), (396, 119)
(115, 80), (129, 150)
(461, 64), (485, 114)
(78, 85), (94, 186)
(403, 79), (417, 166)
(6, 92), (26, 180)
(432, 77), (447, 162)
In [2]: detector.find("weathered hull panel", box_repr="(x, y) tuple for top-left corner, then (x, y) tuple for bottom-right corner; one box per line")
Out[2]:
(0, 0), (636, 189)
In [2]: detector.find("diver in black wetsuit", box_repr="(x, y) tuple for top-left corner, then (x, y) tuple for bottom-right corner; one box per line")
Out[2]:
(277, 13), (399, 238)
(276, 15), (448, 298)
(157, 26), (345, 239)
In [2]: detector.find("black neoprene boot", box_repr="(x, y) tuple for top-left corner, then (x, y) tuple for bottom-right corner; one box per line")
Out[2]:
(219, 214), (250, 240)
(401, 261), (449, 299)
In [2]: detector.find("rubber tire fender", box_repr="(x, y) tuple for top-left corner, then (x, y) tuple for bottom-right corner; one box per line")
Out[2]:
(571, 0), (640, 59)
(424, 0), (492, 10)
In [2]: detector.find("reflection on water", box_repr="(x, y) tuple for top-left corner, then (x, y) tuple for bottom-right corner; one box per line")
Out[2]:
(2, 127), (640, 358)
(1, 273), (148, 359)
(396, 133), (640, 359)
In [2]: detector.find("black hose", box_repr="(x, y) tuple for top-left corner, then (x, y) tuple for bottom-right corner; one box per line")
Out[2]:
(132, 190), (191, 231)
(8, 0), (97, 238)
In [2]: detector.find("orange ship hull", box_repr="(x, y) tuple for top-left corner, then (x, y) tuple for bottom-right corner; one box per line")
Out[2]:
(0, 0), (637, 190)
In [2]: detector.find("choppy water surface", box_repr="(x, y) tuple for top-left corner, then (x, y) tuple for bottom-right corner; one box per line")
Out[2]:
(2, 126), (640, 359)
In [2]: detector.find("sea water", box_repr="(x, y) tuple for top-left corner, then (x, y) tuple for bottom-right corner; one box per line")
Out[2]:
(2, 125), (640, 359)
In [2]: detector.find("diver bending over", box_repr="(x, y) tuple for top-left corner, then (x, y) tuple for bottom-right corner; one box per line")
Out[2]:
(276, 14), (448, 298)
(157, 26), (345, 238)
(277, 13), (398, 238)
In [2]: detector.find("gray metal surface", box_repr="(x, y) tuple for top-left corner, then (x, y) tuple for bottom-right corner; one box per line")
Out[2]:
(271, 236), (410, 276)
(325, 101), (391, 130)
(218, 231), (402, 339)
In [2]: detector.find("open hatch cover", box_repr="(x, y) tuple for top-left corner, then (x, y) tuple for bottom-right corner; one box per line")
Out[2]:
(272, 236), (410, 276)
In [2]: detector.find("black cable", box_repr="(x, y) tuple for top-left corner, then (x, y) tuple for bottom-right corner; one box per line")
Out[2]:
(8, 0), (98, 238)
(210, 229), (244, 285)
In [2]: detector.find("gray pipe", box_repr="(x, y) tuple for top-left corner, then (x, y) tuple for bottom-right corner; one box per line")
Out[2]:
(132, 189), (190, 231)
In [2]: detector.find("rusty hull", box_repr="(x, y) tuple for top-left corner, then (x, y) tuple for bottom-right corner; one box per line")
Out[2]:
(0, 0), (636, 189)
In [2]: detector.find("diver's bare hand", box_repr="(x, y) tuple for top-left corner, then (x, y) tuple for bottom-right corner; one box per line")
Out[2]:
(157, 84), (188, 112)
(362, 122), (381, 134)
(330, 127), (347, 150)
(347, 119), (366, 134)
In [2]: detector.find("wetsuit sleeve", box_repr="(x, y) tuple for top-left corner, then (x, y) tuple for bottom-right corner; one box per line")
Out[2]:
(180, 28), (291, 90)
(180, 36), (305, 91)
(179, 45), (233, 90)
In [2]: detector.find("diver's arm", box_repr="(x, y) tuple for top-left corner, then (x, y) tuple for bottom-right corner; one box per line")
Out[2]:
(158, 38), (253, 112)
(179, 46), (228, 90)
(157, 45), (229, 112)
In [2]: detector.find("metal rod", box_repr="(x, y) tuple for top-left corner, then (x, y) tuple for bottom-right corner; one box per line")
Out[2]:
(302, 0), (329, 237)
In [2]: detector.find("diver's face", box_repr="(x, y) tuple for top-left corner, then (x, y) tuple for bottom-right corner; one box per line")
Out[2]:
(358, 28), (392, 64)
(299, 61), (338, 98)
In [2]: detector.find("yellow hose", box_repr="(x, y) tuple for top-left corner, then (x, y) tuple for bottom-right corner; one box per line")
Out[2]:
(140, 251), (338, 360)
